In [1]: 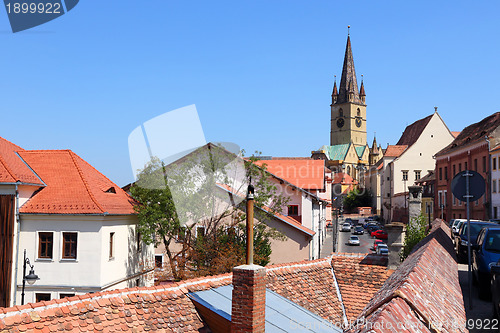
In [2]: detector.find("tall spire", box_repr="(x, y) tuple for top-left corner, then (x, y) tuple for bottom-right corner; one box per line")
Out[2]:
(331, 75), (338, 104)
(336, 30), (363, 105)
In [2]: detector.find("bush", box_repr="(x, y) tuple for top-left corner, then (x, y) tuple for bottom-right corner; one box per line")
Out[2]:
(400, 213), (428, 260)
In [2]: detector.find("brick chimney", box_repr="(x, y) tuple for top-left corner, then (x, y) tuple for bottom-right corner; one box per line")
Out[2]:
(231, 264), (266, 333)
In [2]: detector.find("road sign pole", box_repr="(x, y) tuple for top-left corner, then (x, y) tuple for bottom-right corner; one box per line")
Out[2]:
(465, 171), (473, 310)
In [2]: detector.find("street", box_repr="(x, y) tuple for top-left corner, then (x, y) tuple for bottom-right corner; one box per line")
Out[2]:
(337, 222), (375, 254)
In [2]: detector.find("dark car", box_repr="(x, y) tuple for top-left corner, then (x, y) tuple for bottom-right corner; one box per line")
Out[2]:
(492, 261), (500, 319)
(454, 221), (496, 263)
(344, 218), (353, 225)
(371, 230), (388, 240)
(352, 226), (364, 235)
(366, 225), (382, 234)
(472, 226), (500, 299)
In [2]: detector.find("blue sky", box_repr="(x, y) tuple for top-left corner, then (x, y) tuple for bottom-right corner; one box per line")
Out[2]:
(1, 1), (499, 186)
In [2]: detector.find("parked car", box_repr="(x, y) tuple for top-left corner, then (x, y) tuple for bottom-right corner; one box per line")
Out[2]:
(344, 218), (353, 225)
(348, 236), (360, 246)
(455, 221), (496, 262)
(371, 230), (388, 240)
(492, 261), (500, 319)
(378, 246), (389, 255)
(371, 239), (384, 251)
(341, 222), (351, 232)
(452, 219), (482, 235)
(352, 226), (364, 235)
(472, 226), (500, 299)
(366, 225), (382, 234)
(376, 244), (389, 255)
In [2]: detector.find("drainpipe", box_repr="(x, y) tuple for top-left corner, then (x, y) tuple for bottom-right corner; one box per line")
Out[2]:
(486, 136), (492, 220)
(12, 183), (21, 306)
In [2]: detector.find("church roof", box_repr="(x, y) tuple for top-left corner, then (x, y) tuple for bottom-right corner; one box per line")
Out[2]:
(319, 144), (350, 161)
(396, 114), (433, 146)
(354, 145), (366, 158)
(336, 35), (363, 105)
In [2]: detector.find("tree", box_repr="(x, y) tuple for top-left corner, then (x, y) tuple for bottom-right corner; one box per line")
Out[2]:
(130, 144), (288, 281)
(343, 187), (373, 212)
(400, 213), (428, 260)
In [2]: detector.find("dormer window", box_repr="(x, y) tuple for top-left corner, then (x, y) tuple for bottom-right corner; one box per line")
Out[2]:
(105, 187), (116, 193)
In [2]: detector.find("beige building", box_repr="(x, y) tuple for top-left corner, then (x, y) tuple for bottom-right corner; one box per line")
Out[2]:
(374, 110), (455, 223)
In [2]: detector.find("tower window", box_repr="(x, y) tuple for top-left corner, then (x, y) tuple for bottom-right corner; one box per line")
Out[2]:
(357, 108), (360, 116)
(339, 109), (343, 117)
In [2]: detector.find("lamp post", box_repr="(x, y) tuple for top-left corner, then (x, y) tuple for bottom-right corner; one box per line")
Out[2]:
(21, 249), (39, 305)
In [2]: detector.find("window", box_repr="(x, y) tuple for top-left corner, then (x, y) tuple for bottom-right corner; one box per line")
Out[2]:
(483, 156), (487, 172)
(339, 109), (343, 117)
(494, 158), (497, 171)
(196, 226), (206, 238)
(155, 254), (163, 268)
(109, 232), (115, 259)
(494, 180), (497, 193)
(288, 205), (299, 216)
(495, 207), (498, 219)
(402, 171), (408, 181)
(357, 108), (361, 116)
(474, 159), (478, 171)
(443, 190), (447, 207)
(36, 293), (51, 302)
(453, 165), (456, 176)
(38, 232), (53, 259)
(59, 293), (75, 299)
(438, 192), (442, 206)
(415, 170), (421, 181)
(136, 231), (141, 253)
(444, 167), (448, 180)
(387, 193), (390, 197)
(459, 163), (462, 172)
(62, 232), (77, 259)
(438, 168), (442, 180)
(465, 162), (468, 170)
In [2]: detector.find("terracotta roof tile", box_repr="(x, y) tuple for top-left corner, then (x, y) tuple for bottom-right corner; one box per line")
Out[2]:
(350, 221), (467, 332)
(18, 150), (136, 215)
(384, 145), (408, 158)
(254, 159), (325, 190)
(0, 136), (43, 185)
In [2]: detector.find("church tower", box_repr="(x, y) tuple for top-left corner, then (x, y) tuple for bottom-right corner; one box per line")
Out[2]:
(330, 32), (367, 147)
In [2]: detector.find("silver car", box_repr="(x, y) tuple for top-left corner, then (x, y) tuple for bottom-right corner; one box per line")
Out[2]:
(341, 223), (351, 232)
(348, 236), (360, 246)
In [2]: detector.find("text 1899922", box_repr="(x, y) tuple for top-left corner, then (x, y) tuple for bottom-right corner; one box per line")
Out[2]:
(5, 2), (62, 14)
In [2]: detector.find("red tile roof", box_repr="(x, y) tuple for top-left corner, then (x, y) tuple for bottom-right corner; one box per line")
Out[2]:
(351, 220), (467, 332)
(451, 131), (461, 138)
(0, 258), (350, 332)
(396, 114), (432, 146)
(254, 159), (325, 190)
(0, 137), (43, 185)
(384, 145), (408, 157)
(436, 112), (500, 157)
(333, 172), (356, 185)
(330, 254), (392, 322)
(18, 150), (136, 215)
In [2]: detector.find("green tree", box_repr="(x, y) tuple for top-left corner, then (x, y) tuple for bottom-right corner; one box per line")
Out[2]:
(343, 187), (373, 212)
(400, 213), (428, 260)
(130, 144), (288, 280)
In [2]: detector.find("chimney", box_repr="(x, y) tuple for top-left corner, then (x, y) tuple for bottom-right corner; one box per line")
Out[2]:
(231, 265), (266, 333)
(385, 222), (406, 270)
(231, 183), (266, 332)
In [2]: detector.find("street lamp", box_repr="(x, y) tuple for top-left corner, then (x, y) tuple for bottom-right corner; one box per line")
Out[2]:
(21, 249), (39, 305)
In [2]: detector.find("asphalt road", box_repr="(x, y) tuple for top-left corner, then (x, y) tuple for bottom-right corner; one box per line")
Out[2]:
(337, 221), (376, 254)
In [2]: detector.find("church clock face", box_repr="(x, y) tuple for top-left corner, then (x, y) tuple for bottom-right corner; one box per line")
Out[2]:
(337, 118), (344, 128)
(355, 118), (362, 128)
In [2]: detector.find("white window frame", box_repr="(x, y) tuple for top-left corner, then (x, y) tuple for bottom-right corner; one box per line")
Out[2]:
(36, 231), (54, 261)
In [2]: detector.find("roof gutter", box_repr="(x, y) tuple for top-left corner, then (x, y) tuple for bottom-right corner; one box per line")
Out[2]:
(12, 182), (21, 306)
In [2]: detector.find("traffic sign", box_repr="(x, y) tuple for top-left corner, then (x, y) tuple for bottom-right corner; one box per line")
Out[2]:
(451, 170), (485, 202)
